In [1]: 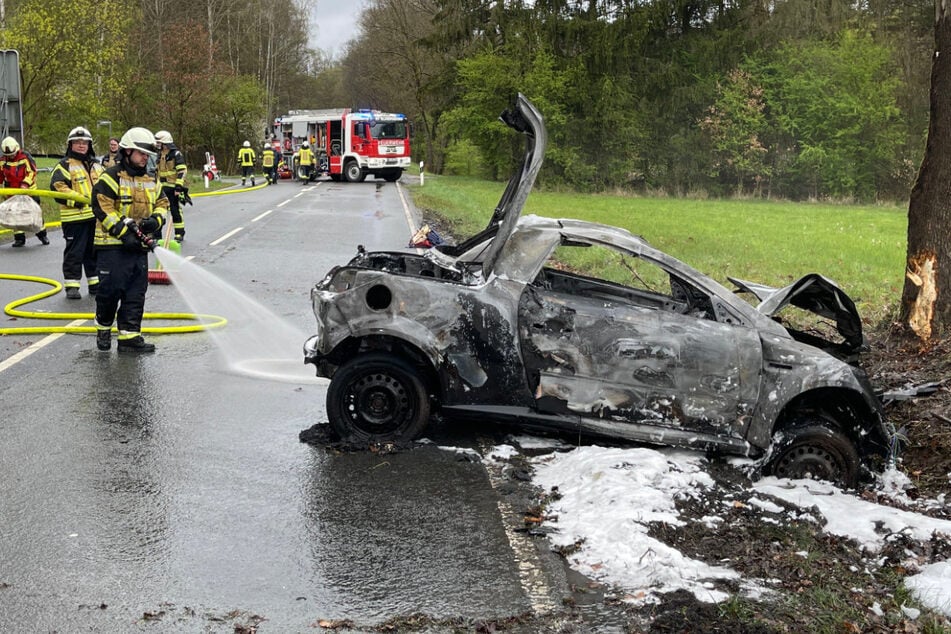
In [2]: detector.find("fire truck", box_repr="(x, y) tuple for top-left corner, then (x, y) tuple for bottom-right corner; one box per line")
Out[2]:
(273, 108), (411, 182)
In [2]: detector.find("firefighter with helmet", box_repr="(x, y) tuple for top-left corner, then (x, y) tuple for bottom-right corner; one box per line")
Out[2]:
(154, 130), (187, 242)
(261, 143), (277, 185)
(91, 127), (169, 353)
(0, 136), (49, 247)
(237, 140), (256, 187)
(50, 126), (105, 299)
(297, 141), (315, 184)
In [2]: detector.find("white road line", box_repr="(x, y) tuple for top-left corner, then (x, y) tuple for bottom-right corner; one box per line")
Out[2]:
(277, 199), (291, 207)
(210, 227), (244, 246)
(480, 443), (559, 615)
(396, 181), (415, 231)
(252, 209), (274, 222)
(0, 319), (86, 374)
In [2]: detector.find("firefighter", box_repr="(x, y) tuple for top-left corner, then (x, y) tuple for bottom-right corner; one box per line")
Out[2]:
(238, 140), (256, 187)
(0, 136), (49, 247)
(297, 141), (315, 184)
(154, 130), (187, 242)
(100, 137), (121, 168)
(262, 143), (277, 184)
(91, 127), (168, 353)
(50, 126), (105, 299)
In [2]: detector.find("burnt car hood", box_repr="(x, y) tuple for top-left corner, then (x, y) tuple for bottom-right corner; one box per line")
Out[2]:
(729, 274), (863, 352)
(433, 93), (546, 278)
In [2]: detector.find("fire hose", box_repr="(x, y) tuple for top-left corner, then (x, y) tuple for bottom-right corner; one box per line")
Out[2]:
(0, 273), (227, 336)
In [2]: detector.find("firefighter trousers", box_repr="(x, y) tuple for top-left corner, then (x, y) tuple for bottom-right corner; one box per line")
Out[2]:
(62, 219), (98, 289)
(95, 249), (149, 336)
(161, 185), (184, 239)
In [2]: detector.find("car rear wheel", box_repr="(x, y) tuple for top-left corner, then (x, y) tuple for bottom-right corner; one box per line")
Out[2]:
(765, 422), (860, 488)
(327, 353), (430, 444)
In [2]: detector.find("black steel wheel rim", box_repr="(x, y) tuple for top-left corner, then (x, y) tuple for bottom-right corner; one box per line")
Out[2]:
(344, 370), (412, 435)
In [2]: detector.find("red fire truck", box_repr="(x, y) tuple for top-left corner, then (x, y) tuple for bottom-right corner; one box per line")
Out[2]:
(273, 108), (411, 182)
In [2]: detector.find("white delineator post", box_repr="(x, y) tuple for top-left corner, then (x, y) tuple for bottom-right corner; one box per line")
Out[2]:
(419, 161), (425, 186)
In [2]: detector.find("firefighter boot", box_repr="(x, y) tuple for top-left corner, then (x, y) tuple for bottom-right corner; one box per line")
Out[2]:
(117, 335), (156, 354)
(37, 229), (50, 245)
(251, 176), (255, 186)
(175, 229), (185, 242)
(12, 232), (25, 247)
(96, 329), (111, 351)
(241, 179), (246, 187)
(65, 286), (81, 300)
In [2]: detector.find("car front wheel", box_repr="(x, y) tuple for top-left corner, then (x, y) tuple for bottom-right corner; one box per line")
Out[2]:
(326, 353), (431, 444)
(765, 421), (860, 488)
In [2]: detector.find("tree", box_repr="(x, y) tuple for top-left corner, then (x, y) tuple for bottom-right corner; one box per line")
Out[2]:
(900, 4), (951, 341)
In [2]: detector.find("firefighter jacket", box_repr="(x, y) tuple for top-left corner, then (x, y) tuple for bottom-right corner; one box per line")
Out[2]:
(156, 145), (187, 188)
(237, 147), (256, 167)
(262, 148), (275, 168)
(100, 151), (120, 169)
(298, 146), (315, 166)
(51, 155), (105, 223)
(0, 149), (38, 192)
(92, 162), (168, 250)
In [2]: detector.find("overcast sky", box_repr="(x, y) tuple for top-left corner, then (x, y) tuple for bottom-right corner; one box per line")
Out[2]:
(310, 0), (368, 59)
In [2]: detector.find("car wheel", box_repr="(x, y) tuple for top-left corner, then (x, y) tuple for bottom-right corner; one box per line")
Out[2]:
(327, 353), (431, 444)
(766, 422), (860, 487)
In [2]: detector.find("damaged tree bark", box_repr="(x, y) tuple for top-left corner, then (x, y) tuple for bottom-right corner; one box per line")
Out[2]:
(902, 1), (951, 341)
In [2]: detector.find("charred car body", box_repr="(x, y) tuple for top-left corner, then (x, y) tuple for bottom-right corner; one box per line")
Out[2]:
(304, 94), (894, 486)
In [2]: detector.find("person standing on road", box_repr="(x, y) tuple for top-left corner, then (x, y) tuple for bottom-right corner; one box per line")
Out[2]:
(262, 143), (277, 185)
(237, 140), (256, 187)
(0, 136), (49, 247)
(297, 141), (315, 184)
(50, 126), (105, 299)
(154, 130), (187, 242)
(100, 137), (121, 169)
(91, 127), (168, 353)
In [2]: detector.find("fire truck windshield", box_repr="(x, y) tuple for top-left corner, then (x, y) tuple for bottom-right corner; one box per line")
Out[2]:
(369, 121), (407, 140)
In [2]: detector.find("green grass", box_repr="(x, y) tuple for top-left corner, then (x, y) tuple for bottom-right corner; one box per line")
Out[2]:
(411, 174), (907, 325)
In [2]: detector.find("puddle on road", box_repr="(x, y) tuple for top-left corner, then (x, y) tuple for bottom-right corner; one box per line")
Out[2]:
(154, 247), (320, 385)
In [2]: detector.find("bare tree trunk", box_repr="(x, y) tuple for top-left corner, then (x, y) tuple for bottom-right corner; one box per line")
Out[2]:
(901, 1), (951, 341)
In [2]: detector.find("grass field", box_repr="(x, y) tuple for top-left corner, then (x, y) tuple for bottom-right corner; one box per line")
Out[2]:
(410, 174), (908, 326)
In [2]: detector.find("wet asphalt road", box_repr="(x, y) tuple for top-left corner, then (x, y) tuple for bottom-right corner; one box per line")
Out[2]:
(0, 178), (574, 632)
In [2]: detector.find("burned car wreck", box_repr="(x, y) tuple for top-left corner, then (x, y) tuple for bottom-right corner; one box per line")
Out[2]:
(304, 94), (894, 486)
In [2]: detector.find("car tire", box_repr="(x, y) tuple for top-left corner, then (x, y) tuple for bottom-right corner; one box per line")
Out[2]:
(326, 353), (431, 444)
(765, 421), (860, 488)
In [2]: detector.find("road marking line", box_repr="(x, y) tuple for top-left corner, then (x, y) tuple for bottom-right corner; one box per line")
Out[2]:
(277, 199), (291, 207)
(210, 227), (244, 246)
(0, 319), (86, 374)
(253, 209), (274, 222)
(479, 441), (559, 615)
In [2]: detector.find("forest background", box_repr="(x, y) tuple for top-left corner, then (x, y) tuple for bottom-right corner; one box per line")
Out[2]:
(0, 0), (933, 200)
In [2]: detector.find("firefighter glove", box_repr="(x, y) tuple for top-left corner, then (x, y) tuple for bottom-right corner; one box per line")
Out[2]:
(138, 216), (159, 234)
(120, 229), (142, 251)
(108, 216), (135, 238)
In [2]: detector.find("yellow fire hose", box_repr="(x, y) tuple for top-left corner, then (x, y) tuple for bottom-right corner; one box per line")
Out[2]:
(0, 181), (268, 335)
(0, 273), (227, 336)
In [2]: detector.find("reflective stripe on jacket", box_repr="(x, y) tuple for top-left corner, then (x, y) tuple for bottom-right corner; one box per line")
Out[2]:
(92, 166), (168, 248)
(238, 147), (256, 167)
(156, 147), (187, 187)
(50, 157), (104, 223)
(262, 149), (275, 168)
(298, 147), (315, 166)
(0, 151), (38, 190)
